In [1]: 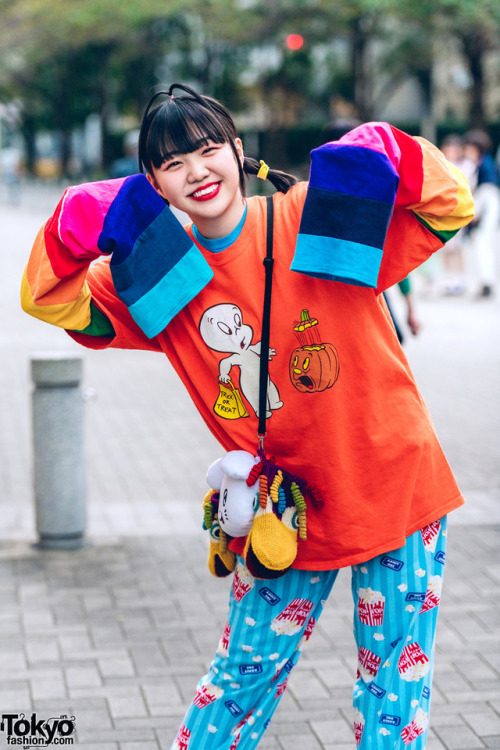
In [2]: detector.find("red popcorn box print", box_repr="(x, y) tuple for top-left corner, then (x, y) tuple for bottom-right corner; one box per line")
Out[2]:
(229, 733), (242, 750)
(173, 724), (191, 750)
(234, 709), (255, 734)
(232, 564), (255, 603)
(275, 677), (289, 698)
(420, 575), (442, 615)
(398, 643), (430, 682)
(217, 620), (231, 657)
(401, 709), (428, 745)
(420, 590), (439, 614)
(193, 682), (224, 708)
(298, 616), (317, 651)
(271, 598), (314, 635)
(271, 657), (288, 682)
(353, 709), (365, 747)
(357, 588), (385, 626)
(420, 520), (441, 553)
(357, 646), (382, 682)
(401, 723), (423, 745)
(303, 617), (316, 642)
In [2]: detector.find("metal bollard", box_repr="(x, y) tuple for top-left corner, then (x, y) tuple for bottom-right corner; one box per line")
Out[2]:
(31, 353), (87, 549)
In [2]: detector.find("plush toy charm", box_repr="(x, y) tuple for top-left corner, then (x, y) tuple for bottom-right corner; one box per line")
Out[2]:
(206, 450), (261, 538)
(202, 489), (236, 578)
(243, 449), (311, 579)
(202, 450), (259, 579)
(203, 449), (323, 580)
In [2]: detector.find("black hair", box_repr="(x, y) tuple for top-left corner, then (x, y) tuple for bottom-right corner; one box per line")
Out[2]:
(138, 83), (298, 197)
(464, 129), (492, 156)
(440, 133), (464, 149)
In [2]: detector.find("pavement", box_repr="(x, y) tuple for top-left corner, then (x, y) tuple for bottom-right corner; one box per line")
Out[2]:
(0, 181), (499, 750)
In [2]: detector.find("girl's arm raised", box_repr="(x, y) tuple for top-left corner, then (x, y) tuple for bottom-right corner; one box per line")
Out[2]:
(291, 122), (474, 292)
(21, 174), (213, 344)
(21, 180), (121, 343)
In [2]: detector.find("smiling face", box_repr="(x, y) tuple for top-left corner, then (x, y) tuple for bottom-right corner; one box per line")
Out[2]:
(147, 139), (246, 239)
(200, 304), (254, 353)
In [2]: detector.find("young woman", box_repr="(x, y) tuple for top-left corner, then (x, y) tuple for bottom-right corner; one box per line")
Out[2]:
(21, 83), (474, 749)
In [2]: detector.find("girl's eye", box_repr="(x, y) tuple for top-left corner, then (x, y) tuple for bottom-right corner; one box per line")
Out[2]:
(164, 160), (181, 170)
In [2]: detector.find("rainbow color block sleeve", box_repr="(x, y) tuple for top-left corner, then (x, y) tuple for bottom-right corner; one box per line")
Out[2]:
(21, 174), (213, 339)
(291, 122), (474, 287)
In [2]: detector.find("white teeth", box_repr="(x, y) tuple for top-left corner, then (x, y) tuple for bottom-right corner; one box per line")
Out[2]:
(192, 184), (218, 198)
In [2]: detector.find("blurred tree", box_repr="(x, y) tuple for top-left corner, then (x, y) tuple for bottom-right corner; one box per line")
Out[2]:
(1, 0), (500, 176)
(239, 0), (399, 124)
(388, 0), (500, 132)
(0, 0), (250, 174)
(377, 21), (435, 140)
(449, 0), (500, 129)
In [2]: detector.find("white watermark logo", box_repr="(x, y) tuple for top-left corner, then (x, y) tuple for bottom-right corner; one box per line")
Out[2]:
(0, 713), (76, 747)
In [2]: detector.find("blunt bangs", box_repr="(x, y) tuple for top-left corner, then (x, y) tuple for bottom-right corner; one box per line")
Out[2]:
(146, 99), (233, 170)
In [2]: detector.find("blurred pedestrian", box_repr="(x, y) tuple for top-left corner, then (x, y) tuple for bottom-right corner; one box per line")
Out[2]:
(439, 134), (477, 295)
(21, 84), (474, 750)
(384, 276), (421, 345)
(109, 129), (140, 179)
(1, 146), (22, 205)
(463, 129), (500, 298)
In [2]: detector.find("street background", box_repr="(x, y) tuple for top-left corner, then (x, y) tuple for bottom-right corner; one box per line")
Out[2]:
(0, 183), (499, 749)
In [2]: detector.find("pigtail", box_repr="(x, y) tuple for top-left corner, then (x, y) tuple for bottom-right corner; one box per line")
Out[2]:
(243, 156), (298, 194)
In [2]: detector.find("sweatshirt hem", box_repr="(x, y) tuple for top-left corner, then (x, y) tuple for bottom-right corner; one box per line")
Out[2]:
(288, 493), (465, 572)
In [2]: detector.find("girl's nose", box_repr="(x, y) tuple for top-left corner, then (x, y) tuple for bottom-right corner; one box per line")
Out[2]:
(187, 156), (210, 182)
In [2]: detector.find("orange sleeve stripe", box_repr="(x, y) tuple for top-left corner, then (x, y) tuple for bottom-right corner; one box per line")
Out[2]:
(25, 223), (94, 306)
(413, 139), (475, 232)
(21, 268), (92, 330)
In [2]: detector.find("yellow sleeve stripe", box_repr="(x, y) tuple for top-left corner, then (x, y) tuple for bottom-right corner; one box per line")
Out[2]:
(21, 269), (92, 330)
(414, 139), (475, 232)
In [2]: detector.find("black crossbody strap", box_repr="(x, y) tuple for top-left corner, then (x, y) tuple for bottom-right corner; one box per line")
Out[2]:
(258, 195), (274, 440)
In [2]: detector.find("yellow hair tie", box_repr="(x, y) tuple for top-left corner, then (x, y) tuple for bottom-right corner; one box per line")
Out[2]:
(257, 160), (269, 180)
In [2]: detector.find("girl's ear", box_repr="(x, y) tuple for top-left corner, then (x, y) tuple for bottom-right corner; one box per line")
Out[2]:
(234, 137), (244, 165)
(147, 172), (162, 194)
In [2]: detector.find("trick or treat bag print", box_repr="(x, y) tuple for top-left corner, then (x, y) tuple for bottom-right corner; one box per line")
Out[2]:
(214, 380), (249, 419)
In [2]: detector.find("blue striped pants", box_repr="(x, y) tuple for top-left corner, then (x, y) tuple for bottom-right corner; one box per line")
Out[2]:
(171, 517), (447, 749)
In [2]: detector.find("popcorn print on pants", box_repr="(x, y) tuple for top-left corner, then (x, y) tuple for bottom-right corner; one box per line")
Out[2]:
(401, 708), (429, 745)
(230, 709), (255, 743)
(232, 562), (255, 602)
(420, 575), (442, 614)
(354, 708), (365, 747)
(217, 621), (231, 657)
(298, 616), (316, 650)
(173, 724), (191, 750)
(420, 520), (441, 553)
(275, 677), (289, 699)
(357, 646), (382, 683)
(357, 587), (385, 626)
(398, 643), (430, 682)
(193, 681), (224, 708)
(172, 517), (447, 750)
(271, 598), (314, 636)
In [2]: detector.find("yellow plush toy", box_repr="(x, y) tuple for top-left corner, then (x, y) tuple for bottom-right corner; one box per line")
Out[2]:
(202, 489), (236, 578)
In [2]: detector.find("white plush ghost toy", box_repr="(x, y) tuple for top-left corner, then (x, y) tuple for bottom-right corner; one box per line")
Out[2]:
(206, 450), (260, 537)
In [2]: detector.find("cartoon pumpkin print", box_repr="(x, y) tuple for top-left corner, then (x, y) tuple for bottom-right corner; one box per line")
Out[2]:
(289, 309), (340, 393)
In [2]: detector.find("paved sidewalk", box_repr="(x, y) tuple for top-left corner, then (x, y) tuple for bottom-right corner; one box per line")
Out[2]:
(0, 189), (499, 749)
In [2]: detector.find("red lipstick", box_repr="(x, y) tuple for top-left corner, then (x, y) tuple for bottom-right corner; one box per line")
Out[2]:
(189, 182), (221, 202)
